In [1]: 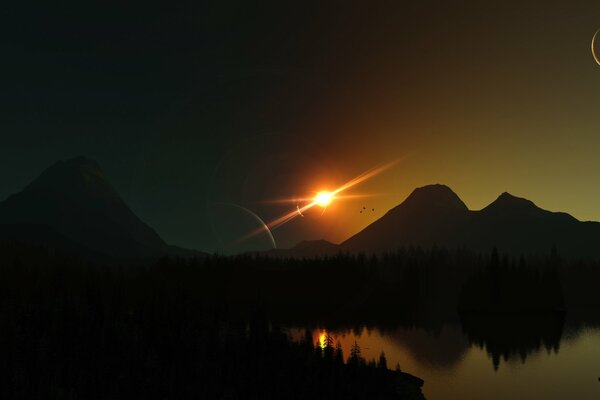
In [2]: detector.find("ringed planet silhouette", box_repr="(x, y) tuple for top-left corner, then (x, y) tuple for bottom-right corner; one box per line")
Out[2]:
(592, 28), (600, 67)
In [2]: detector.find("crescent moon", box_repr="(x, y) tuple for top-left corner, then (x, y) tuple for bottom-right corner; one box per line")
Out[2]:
(592, 28), (600, 67)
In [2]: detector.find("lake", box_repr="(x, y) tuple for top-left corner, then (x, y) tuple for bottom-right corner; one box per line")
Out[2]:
(289, 323), (600, 400)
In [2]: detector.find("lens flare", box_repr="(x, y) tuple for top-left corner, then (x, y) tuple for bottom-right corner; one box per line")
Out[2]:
(235, 159), (401, 244)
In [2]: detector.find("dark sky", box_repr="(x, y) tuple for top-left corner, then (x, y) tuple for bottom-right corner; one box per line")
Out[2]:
(2, 1), (600, 252)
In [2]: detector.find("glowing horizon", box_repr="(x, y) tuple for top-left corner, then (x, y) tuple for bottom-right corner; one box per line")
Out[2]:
(234, 159), (401, 245)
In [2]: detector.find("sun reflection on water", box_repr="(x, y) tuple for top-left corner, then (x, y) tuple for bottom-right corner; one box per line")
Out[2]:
(318, 330), (328, 349)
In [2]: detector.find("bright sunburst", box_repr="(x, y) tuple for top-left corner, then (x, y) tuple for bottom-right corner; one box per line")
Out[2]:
(237, 160), (400, 244)
(315, 191), (333, 207)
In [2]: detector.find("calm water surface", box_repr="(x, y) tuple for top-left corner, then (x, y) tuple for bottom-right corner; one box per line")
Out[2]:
(290, 325), (600, 400)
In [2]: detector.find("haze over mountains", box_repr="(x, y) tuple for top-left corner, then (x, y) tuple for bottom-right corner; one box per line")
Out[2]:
(1, 158), (599, 262)
(0, 157), (201, 262)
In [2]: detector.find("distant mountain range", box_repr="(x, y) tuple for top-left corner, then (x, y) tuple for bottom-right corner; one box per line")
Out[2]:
(0, 157), (203, 263)
(272, 184), (600, 258)
(1, 158), (599, 262)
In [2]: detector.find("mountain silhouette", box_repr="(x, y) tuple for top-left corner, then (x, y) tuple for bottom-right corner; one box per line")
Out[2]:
(0, 157), (203, 262)
(463, 191), (598, 256)
(343, 184), (600, 257)
(276, 184), (600, 258)
(4, 161), (599, 261)
(342, 184), (471, 253)
(265, 239), (340, 258)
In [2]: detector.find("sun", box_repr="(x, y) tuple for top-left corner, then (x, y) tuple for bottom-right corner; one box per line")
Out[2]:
(315, 191), (333, 207)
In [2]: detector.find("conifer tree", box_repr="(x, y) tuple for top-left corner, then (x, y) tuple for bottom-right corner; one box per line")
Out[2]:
(349, 341), (362, 367)
(378, 351), (387, 369)
(334, 341), (344, 365)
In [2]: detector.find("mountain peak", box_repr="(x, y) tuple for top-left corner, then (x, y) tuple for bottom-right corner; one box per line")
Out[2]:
(341, 184), (469, 252)
(498, 191), (528, 201)
(0, 157), (167, 260)
(60, 156), (102, 171)
(485, 192), (537, 211)
(44, 156), (102, 172)
(292, 239), (336, 250)
(24, 156), (119, 200)
(411, 184), (457, 195)
(402, 184), (468, 212)
(63, 155), (98, 166)
(43, 156), (102, 176)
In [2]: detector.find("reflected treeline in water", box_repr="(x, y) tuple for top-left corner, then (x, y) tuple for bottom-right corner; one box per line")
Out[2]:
(457, 247), (566, 368)
(460, 313), (564, 370)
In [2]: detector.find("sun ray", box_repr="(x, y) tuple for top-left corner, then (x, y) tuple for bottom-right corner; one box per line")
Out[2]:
(235, 159), (401, 244)
(260, 192), (380, 204)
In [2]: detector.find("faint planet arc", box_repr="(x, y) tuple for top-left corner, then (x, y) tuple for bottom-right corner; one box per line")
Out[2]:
(220, 203), (277, 249)
(592, 28), (600, 67)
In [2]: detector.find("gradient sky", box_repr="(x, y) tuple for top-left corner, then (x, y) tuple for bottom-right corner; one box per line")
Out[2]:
(2, 1), (600, 252)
